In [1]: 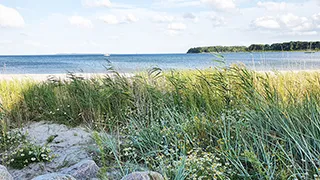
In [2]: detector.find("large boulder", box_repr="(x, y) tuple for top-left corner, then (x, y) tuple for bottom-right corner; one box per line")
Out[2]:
(8, 122), (95, 179)
(31, 173), (76, 180)
(121, 171), (164, 180)
(0, 165), (13, 180)
(59, 160), (99, 179)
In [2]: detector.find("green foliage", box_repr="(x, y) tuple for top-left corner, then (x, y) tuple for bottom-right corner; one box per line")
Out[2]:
(0, 130), (53, 169)
(187, 41), (320, 53)
(187, 46), (247, 53)
(0, 102), (53, 170)
(4, 144), (53, 169)
(2, 66), (320, 178)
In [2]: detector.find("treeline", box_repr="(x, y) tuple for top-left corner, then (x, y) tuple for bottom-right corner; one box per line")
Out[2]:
(187, 46), (247, 53)
(187, 41), (320, 53)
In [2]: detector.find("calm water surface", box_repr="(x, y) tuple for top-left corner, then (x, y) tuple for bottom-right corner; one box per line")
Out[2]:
(0, 52), (319, 74)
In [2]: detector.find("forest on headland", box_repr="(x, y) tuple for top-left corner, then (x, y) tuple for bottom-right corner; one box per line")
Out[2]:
(187, 41), (320, 53)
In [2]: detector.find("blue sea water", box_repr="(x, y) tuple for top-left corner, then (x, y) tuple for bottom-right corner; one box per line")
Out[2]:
(0, 52), (320, 74)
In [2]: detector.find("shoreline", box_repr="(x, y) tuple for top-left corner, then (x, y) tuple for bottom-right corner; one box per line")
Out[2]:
(187, 50), (320, 54)
(1, 69), (320, 81)
(0, 73), (134, 81)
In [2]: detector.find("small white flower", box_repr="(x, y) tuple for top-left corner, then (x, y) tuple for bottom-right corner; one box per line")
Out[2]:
(21, 153), (25, 157)
(31, 157), (36, 161)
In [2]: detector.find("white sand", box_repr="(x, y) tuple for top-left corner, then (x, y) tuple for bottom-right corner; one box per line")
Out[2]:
(0, 70), (319, 81)
(0, 73), (134, 81)
(256, 69), (320, 74)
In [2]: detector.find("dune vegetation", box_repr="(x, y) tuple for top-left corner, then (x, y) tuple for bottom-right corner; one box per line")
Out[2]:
(187, 41), (320, 53)
(1, 65), (320, 179)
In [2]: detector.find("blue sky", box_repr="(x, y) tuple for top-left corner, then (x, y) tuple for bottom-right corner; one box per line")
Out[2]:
(0, 0), (319, 55)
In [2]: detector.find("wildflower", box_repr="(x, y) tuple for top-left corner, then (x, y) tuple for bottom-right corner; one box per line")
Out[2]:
(31, 157), (36, 161)
(21, 153), (25, 157)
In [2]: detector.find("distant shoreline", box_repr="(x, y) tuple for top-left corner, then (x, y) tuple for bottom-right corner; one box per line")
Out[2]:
(187, 41), (320, 53)
(0, 73), (134, 81)
(192, 50), (319, 54)
(2, 69), (320, 81)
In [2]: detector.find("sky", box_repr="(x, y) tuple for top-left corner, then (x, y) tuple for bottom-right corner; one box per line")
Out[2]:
(0, 0), (319, 55)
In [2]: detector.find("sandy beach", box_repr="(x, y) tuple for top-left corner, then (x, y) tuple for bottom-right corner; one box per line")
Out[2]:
(0, 70), (319, 81)
(0, 73), (134, 81)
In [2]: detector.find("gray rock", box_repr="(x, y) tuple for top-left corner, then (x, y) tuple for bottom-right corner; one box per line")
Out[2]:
(59, 160), (99, 179)
(31, 173), (75, 180)
(8, 162), (47, 180)
(8, 122), (96, 179)
(121, 171), (164, 180)
(0, 165), (13, 180)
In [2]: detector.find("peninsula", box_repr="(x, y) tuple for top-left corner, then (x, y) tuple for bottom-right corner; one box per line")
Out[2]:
(187, 41), (320, 53)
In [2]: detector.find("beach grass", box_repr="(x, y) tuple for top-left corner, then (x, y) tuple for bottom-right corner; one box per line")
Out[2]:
(1, 66), (320, 179)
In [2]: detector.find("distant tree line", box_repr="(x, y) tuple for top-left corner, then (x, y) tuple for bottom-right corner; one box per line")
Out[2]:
(187, 41), (320, 53)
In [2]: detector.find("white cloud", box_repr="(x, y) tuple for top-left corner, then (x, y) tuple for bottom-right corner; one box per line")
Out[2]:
(125, 14), (138, 23)
(183, 12), (196, 19)
(252, 16), (280, 29)
(201, 0), (236, 11)
(0, 4), (25, 28)
(257, 1), (287, 11)
(183, 13), (198, 22)
(280, 13), (308, 28)
(83, 40), (100, 46)
(292, 22), (314, 31)
(153, 0), (200, 8)
(287, 31), (318, 36)
(252, 13), (318, 35)
(168, 22), (186, 31)
(153, 14), (175, 23)
(312, 12), (320, 25)
(208, 14), (225, 26)
(0, 40), (12, 44)
(82, 0), (112, 8)
(68, 16), (93, 28)
(99, 15), (119, 24)
(107, 35), (120, 40)
(24, 40), (42, 47)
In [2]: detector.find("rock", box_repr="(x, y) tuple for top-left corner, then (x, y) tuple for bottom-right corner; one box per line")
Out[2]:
(59, 160), (99, 179)
(0, 165), (13, 180)
(8, 122), (96, 179)
(31, 173), (76, 180)
(8, 162), (47, 180)
(121, 171), (164, 180)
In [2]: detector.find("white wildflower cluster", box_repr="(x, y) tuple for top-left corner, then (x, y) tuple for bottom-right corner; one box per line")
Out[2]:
(122, 147), (137, 159)
(177, 148), (234, 179)
(1, 129), (54, 169)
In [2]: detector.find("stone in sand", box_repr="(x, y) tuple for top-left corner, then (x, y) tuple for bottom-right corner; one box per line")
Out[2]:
(59, 160), (99, 180)
(0, 165), (13, 180)
(31, 173), (76, 180)
(121, 171), (164, 180)
(8, 122), (95, 179)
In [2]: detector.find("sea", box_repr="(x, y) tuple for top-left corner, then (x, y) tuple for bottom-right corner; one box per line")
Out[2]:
(0, 52), (320, 74)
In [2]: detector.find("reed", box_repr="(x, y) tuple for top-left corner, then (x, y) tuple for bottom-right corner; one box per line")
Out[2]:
(1, 66), (320, 179)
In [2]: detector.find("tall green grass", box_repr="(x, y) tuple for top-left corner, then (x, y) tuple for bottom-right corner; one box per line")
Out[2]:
(1, 66), (320, 179)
